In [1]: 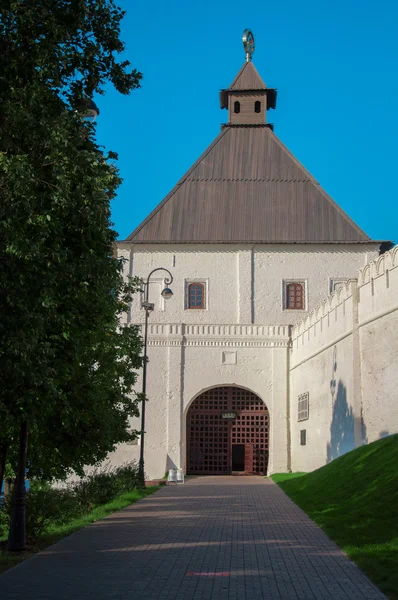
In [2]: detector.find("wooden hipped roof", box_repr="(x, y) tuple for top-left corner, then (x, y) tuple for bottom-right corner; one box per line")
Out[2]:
(126, 124), (370, 244)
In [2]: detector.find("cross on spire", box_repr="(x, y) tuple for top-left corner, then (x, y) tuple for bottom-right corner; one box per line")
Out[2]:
(242, 29), (255, 62)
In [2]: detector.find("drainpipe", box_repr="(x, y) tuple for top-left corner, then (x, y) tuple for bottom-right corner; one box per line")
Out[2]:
(286, 325), (293, 472)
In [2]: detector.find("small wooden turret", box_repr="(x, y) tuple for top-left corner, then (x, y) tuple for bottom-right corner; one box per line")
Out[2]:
(219, 30), (277, 126)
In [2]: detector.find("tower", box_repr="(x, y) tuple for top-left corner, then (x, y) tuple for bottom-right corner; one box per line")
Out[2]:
(117, 30), (381, 481)
(219, 30), (277, 126)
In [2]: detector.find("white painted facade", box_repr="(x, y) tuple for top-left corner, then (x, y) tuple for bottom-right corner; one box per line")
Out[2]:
(290, 245), (398, 472)
(107, 241), (398, 479)
(118, 244), (378, 326)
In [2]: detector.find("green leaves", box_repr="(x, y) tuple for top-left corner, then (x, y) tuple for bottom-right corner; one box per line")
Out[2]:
(0, 0), (143, 481)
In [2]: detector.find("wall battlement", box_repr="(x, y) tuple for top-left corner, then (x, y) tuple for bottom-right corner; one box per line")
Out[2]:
(292, 245), (398, 364)
(358, 245), (398, 324)
(291, 279), (356, 366)
(358, 245), (398, 285)
(290, 245), (398, 473)
(292, 278), (356, 338)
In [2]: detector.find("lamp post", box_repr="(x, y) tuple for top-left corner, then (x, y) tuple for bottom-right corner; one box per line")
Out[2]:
(77, 97), (100, 121)
(138, 268), (173, 486)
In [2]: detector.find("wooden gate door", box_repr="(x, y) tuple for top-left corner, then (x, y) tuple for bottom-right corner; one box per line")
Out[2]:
(187, 386), (269, 475)
(230, 387), (269, 475)
(186, 387), (230, 474)
(244, 443), (254, 473)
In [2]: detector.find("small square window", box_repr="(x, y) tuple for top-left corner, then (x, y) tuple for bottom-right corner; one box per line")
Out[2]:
(298, 392), (309, 422)
(300, 430), (306, 446)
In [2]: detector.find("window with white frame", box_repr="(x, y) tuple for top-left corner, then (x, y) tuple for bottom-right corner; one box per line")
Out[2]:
(186, 281), (206, 309)
(284, 280), (306, 310)
(298, 392), (309, 422)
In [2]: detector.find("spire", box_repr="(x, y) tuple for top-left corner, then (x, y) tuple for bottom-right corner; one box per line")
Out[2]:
(242, 29), (255, 62)
(219, 30), (277, 126)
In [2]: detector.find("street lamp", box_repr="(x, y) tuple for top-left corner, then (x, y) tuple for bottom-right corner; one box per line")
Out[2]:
(138, 268), (174, 486)
(76, 98), (100, 122)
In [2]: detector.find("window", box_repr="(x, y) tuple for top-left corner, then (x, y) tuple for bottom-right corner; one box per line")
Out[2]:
(300, 430), (307, 446)
(254, 100), (261, 113)
(286, 282), (305, 310)
(187, 283), (205, 309)
(234, 101), (240, 114)
(298, 392), (309, 422)
(329, 278), (349, 294)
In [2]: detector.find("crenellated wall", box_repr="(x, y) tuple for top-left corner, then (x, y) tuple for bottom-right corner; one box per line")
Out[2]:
(290, 246), (398, 472)
(291, 279), (356, 366)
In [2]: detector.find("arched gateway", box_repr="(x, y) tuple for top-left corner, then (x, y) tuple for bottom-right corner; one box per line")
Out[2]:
(186, 386), (269, 475)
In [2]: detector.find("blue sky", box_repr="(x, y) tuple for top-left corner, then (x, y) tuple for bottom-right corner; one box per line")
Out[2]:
(97, 0), (398, 243)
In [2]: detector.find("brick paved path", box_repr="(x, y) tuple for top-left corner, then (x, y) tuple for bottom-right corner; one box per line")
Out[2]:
(0, 476), (385, 600)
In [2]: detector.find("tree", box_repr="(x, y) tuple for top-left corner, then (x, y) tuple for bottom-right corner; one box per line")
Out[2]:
(0, 0), (143, 548)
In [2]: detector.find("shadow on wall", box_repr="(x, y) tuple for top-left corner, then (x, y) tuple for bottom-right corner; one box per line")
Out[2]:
(327, 381), (354, 462)
(327, 380), (368, 463)
(379, 431), (390, 439)
(166, 454), (178, 472)
(327, 345), (368, 463)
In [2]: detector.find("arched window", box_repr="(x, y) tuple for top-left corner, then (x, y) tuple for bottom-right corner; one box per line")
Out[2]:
(234, 101), (240, 114)
(286, 282), (304, 310)
(255, 100), (261, 113)
(187, 283), (205, 309)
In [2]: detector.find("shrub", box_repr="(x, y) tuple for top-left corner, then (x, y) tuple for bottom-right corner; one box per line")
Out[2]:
(0, 506), (10, 540)
(1, 461), (140, 541)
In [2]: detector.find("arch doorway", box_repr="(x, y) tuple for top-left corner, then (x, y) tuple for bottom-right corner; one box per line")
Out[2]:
(186, 386), (269, 475)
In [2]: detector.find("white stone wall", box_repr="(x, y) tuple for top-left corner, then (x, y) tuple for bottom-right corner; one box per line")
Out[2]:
(290, 283), (357, 472)
(290, 246), (398, 472)
(110, 241), (398, 480)
(114, 324), (290, 479)
(253, 246), (377, 325)
(118, 243), (378, 327)
(358, 248), (398, 442)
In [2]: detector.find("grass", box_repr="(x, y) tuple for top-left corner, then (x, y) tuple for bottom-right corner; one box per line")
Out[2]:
(0, 486), (159, 575)
(271, 434), (398, 600)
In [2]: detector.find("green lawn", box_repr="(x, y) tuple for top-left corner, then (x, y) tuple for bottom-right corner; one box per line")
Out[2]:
(272, 434), (398, 600)
(0, 486), (159, 575)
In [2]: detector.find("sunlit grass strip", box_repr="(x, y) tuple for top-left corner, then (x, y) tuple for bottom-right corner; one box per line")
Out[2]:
(272, 434), (398, 600)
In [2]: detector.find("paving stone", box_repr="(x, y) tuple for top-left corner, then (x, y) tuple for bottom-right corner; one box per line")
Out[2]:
(0, 476), (386, 599)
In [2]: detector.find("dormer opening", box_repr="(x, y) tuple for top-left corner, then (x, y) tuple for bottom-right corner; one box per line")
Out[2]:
(234, 101), (240, 114)
(255, 100), (261, 113)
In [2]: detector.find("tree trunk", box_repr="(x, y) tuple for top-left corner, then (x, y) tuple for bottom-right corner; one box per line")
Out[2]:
(7, 420), (28, 551)
(0, 443), (7, 500)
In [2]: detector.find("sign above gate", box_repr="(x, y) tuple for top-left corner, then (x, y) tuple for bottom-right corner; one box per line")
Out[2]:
(222, 412), (237, 420)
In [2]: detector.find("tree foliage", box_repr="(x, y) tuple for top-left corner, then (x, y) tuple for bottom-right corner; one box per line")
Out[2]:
(0, 0), (143, 480)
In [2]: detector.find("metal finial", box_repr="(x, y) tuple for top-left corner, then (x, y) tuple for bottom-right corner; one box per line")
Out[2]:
(242, 29), (255, 62)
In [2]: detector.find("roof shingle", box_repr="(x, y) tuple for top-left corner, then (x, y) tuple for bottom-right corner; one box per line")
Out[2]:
(229, 61), (267, 90)
(126, 125), (370, 244)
